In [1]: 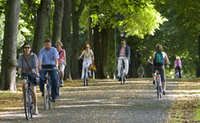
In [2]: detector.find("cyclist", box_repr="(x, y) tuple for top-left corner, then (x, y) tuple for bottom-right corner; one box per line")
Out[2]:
(116, 39), (131, 81)
(174, 56), (182, 78)
(17, 43), (39, 115)
(150, 44), (169, 95)
(39, 38), (59, 102)
(55, 41), (66, 87)
(78, 44), (94, 79)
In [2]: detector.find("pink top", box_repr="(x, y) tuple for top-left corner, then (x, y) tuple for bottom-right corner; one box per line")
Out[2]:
(58, 49), (65, 63)
(119, 47), (126, 56)
(174, 60), (182, 67)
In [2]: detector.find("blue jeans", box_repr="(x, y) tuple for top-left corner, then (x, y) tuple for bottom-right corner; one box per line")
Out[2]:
(39, 65), (58, 99)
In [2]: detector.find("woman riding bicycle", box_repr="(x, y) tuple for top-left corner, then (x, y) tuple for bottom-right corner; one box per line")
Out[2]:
(17, 43), (39, 115)
(78, 44), (94, 79)
(150, 44), (169, 95)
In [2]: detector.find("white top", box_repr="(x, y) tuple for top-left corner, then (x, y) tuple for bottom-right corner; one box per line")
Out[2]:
(82, 49), (93, 60)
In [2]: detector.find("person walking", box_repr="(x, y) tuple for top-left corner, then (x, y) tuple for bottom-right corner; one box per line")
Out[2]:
(137, 64), (145, 78)
(174, 56), (182, 78)
(55, 41), (66, 87)
(18, 43), (39, 115)
(39, 38), (59, 102)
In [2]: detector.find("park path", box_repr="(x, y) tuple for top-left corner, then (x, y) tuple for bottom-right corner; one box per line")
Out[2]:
(0, 79), (184, 123)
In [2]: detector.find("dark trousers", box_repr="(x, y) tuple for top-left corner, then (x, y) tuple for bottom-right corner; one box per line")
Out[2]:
(39, 65), (58, 99)
(175, 66), (182, 78)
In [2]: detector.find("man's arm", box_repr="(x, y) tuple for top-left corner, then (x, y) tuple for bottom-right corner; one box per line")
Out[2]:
(150, 54), (154, 64)
(165, 54), (169, 64)
(39, 59), (42, 69)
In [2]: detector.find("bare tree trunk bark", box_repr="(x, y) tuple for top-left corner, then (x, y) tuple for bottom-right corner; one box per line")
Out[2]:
(197, 35), (200, 77)
(52, 0), (64, 45)
(32, 0), (51, 55)
(100, 29), (109, 78)
(94, 25), (101, 78)
(71, 0), (85, 79)
(88, 13), (93, 48)
(0, 0), (21, 91)
(61, 0), (72, 80)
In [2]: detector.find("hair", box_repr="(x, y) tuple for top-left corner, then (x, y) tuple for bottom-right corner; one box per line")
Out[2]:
(55, 41), (63, 47)
(155, 44), (163, 52)
(121, 39), (126, 42)
(45, 38), (52, 43)
(81, 43), (90, 51)
(22, 42), (32, 52)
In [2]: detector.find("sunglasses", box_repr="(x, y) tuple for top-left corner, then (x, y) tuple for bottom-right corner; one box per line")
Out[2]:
(24, 47), (30, 49)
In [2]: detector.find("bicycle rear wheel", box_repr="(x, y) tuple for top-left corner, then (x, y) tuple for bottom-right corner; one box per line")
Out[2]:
(156, 83), (160, 99)
(44, 83), (49, 110)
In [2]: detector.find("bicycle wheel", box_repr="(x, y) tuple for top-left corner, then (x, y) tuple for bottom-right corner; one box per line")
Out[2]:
(49, 85), (52, 109)
(24, 87), (32, 120)
(84, 68), (87, 86)
(156, 82), (160, 99)
(44, 83), (49, 110)
(159, 86), (163, 98)
(57, 72), (61, 96)
(121, 68), (124, 85)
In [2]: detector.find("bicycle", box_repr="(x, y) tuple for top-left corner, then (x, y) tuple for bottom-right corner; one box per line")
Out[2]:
(79, 57), (89, 86)
(21, 76), (34, 120)
(119, 58), (126, 85)
(154, 70), (163, 99)
(41, 69), (60, 110)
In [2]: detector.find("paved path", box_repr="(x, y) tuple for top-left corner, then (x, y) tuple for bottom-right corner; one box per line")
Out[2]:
(0, 79), (179, 123)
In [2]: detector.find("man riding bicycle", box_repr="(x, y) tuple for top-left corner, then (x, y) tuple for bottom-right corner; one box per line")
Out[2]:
(150, 44), (169, 95)
(116, 39), (131, 81)
(39, 38), (59, 102)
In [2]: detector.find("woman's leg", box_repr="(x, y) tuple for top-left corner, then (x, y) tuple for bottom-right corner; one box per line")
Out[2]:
(22, 79), (26, 99)
(30, 84), (38, 114)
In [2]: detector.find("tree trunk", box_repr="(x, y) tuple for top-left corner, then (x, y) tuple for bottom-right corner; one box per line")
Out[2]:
(71, 0), (85, 79)
(61, 0), (72, 80)
(32, 0), (51, 55)
(88, 13), (93, 48)
(100, 28), (109, 78)
(94, 25), (101, 78)
(52, 0), (64, 45)
(197, 35), (200, 77)
(0, 0), (21, 91)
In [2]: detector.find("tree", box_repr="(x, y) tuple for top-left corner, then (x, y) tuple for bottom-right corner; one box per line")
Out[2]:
(0, 0), (21, 90)
(61, 0), (72, 80)
(52, 0), (64, 45)
(71, 0), (85, 79)
(32, 0), (51, 55)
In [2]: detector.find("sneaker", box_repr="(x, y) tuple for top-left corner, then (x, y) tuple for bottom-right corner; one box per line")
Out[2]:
(163, 91), (166, 95)
(33, 109), (39, 115)
(153, 80), (155, 85)
(118, 77), (121, 81)
(60, 81), (64, 87)
(52, 98), (56, 102)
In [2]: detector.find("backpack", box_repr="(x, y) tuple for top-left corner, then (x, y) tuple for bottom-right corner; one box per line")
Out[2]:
(153, 52), (164, 66)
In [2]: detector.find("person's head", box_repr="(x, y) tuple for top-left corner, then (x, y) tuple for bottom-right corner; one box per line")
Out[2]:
(121, 39), (126, 47)
(22, 43), (32, 54)
(82, 44), (90, 51)
(55, 41), (63, 51)
(155, 44), (163, 52)
(45, 38), (52, 50)
(176, 56), (180, 60)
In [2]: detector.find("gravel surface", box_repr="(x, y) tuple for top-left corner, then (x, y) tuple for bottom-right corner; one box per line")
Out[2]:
(0, 79), (179, 123)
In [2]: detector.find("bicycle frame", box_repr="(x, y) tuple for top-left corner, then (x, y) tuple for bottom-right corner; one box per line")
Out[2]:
(80, 57), (89, 86)
(40, 69), (56, 110)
